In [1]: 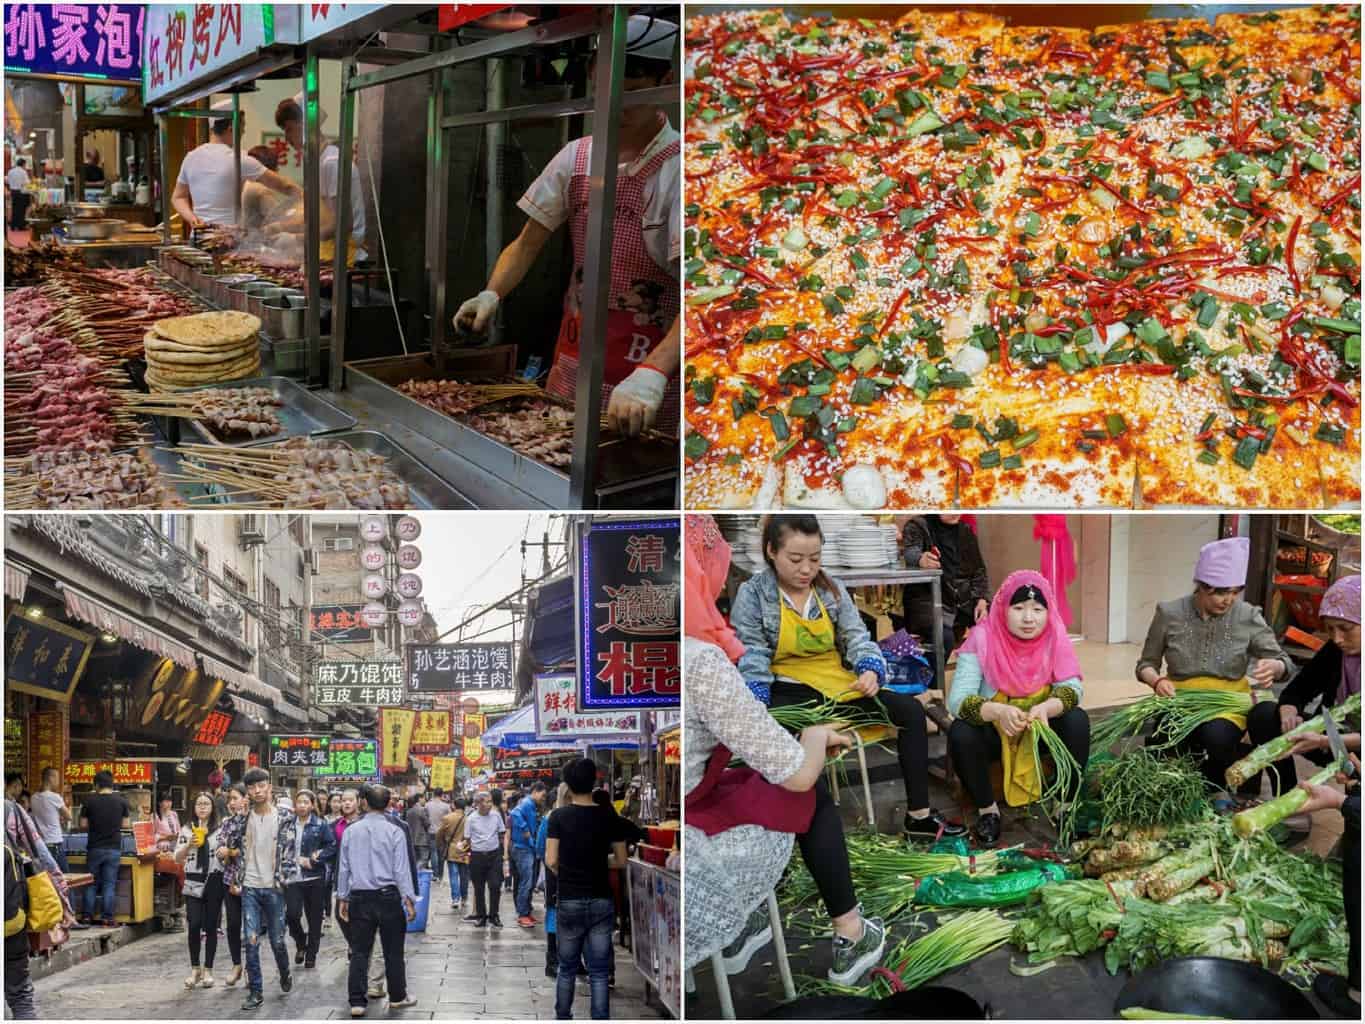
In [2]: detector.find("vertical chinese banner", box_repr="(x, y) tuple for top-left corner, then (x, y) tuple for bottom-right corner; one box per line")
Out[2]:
(430, 757), (457, 791)
(379, 708), (417, 772)
(460, 713), (488, 768)
(26, 709), (67, 799)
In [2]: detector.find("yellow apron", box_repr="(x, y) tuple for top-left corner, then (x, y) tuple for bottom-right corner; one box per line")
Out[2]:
(990, 687), (1054, 807)
(770, 591), (860, 703)
(1172, 675), (1251, 730)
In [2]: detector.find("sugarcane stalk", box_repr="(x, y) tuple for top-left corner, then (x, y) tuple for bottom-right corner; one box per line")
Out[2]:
(1225, 693), (1360, 789)
(1232, 763), (1342, 838)
(1146, 857), (1217, 901)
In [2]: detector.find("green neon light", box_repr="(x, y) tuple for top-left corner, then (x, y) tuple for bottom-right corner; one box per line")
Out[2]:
(262, 4), (275, 46)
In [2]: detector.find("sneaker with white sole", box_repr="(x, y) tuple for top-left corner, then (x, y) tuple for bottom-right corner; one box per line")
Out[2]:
(350, 1007), (365, 1018)
(720, 906), (772, 975)
(367, 987), (386, 1000)
(387, 997), (418, 1012)
(828, 914), (886, 987)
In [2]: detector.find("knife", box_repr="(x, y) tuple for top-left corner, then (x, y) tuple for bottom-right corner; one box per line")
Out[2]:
(1323, 708), (1355, 780)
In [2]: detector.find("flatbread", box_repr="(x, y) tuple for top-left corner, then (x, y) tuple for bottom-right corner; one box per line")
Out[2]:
(150, 311), (261, 349)
(144, 333), (258, 365)
(145, 354), (260, 388)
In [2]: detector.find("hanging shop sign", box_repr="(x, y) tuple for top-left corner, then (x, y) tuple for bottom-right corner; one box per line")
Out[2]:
(314, 738), (380, 782)
(359, 516), (387, 543)
(142, 3), (274, 105)
(309, 604), (372, 642)
(380, 707), (416, 771)
(396, 599), (424, 628)
(66, 760), (153, 786)
(438, 4), (511, 32)
(27, 710), (66, 788)
(193, 709), (235, 746)
(361, 544), (386, 571)
(430, 756), (457, 791)
(362, 574), (387, 600)
(313, 660), (403, 706)
(460, 713), (489, 768)
(396, 516), (422, 542)
(396, 573), (423, 599)
(409, 710), (453, 753)
(397, 544), (422, 571)
(534, 673), (641, 738)
(295, 3), (387, 43)
(4, 3), (144, 83)
(405, 642), (514, 692)
(576, 518), (681, 711)
(268, 734), (330, 769)
(4, 609), (94, 704)
(361, 602), (387, 628)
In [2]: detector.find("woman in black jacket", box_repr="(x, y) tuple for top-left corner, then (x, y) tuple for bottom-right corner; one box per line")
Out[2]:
(901, 515), (990, 658)
(283, 790), (337, 969)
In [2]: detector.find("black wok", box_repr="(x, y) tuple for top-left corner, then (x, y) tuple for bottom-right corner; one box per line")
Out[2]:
(1114, 957), (1318, 1019)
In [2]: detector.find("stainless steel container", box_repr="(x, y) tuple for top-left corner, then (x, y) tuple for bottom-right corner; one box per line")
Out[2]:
(261, 299), (305, 340)
(245, 283), (285, 320)
(279, 289), (307, 309)
(226, 279), (258, 312)
(62, 218), (123, 240)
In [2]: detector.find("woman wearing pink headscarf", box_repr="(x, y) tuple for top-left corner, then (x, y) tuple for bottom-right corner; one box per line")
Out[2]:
(946, 570), (1090, 845)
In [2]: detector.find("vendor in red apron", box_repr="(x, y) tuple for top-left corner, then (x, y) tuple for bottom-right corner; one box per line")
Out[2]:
(452, 15), (681, 437)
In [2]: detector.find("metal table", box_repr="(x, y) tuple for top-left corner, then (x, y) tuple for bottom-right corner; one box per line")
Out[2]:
(627, 857), (681, 1018)
(727, 555), (946, 690)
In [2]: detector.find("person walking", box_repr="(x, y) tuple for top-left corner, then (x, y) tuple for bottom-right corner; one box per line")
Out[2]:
(425, 789), (451, 884)
(214, 783), (249, 987)
(538, 784), (572, 978)
(547, 759), (630, 1020)
(510, 782), (546, 928)
(284, 790), (336, 970)
(29, 767), (71, 874)
(434, 797), (471, 912)
(465, 792), (507, 928)
(4, 803), (37, 1020)
(236, 768), (299, 1011)
(78, 770), (130, 927)
(175, 792), (225, 989)
(7, 158), (30, 233)
(403, 792), (430, 882)
(337, 785), (418, 1016)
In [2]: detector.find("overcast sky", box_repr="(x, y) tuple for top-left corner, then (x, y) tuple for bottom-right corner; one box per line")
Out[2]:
(409, 513), (572, 643)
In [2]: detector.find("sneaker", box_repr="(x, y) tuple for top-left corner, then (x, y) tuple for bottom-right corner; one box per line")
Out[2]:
(280, 971), (293, 994)
(828, 915), (887, 987)
(304, 960), (316, 970)
(199, 970), (215, 988)
(490, 917), (504, 928)
(974, 812), (1002, 846)
(472, 919), (487, 929)
(226, 965), (243, 987)
(518, 915), (535, 929)
(463, 914), (482, 922)
(720, 907), (772, 975)
(387, 996), (418, 1012)
(904, 809), (967, 840)
(1312, 972), (1361, 1018)
(351, 1008), (366, 1018)
(368, 987), (386, 1000)
(242, 991), (264, 1011)
(295, 949), (305, 965)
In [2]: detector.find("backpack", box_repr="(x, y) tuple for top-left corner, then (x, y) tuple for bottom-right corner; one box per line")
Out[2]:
(4, 842), (28, 938)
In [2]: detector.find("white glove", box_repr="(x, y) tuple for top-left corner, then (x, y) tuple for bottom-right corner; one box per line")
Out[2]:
(607, 366), (669, 437)
(453, 289), (499, 334)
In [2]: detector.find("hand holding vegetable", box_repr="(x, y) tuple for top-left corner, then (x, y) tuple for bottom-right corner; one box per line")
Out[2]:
(1151, 676), (1176, 698)
(853, 670), (880, 697)
(1248, 658), (1282, 686)
(800, 724), (853, 754)
(986, 702), (1030, 738)
(1288, 731), (1330, 757)
(1295, 779), (1347, 815)
(1279, 705), (1304, 733)
(1027, 698), (1065, 724)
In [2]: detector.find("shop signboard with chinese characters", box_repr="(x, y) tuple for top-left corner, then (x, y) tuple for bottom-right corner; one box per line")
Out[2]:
(492, 750), (572, 782)
(268, 734), (330, 770)
(313, 661), (403, 706)
(315, 738), (380, 783)
(380, 708), (416, 772)
(65, 760), (153, 786)
(142, 4), (274, 105)
(534, 673), (640, 739)
(576, 519), (680, 711)
(27, 710), (66, 791)
(406, 642), (514, 693)
(4, 609), (94, 704)
(460, 712), (489, 768)
(409, 710), (453, 754)
(430, 756), (457, 791)
(309, 604), (372, 643)
(4, 3), (144, 83)
(193, 709), (234, 746)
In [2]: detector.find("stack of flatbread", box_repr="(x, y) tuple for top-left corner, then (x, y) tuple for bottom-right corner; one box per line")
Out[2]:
(144, 311), (262, 391)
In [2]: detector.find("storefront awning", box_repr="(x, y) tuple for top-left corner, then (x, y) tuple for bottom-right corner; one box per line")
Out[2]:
(61, 584), (196, 668)
(201, 653), (281, 705)
(228, 695), (272, 726)
(4, 561), (30, 602)
(273, 700), (309, 724)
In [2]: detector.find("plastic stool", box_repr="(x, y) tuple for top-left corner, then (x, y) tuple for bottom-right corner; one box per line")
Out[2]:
(702, 889), (796, 1019)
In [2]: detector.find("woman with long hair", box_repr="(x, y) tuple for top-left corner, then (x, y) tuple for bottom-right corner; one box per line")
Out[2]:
(214, 782), (248, 986)
(283, 790), (335, 969)
(174, 792), (223, 988)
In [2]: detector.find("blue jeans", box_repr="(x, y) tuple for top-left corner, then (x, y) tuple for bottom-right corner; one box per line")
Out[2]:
(45, 842), (68, 874)
(242, 887), (290, 995)
(555, 897), (614, 1019)
(512, 847), (536, 918)
(429, 843), (444, 881)
(81, 847), (120, 921)
(447, 862), (468, 904)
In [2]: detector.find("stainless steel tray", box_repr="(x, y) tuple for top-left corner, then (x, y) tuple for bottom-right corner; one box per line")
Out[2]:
(239, 430), (473, 509)
(178, 376), (356, 447)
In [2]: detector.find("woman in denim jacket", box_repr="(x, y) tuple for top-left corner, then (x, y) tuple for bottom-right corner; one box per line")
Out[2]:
(731, 515), (963, 839)
(282, 790), (336, 969)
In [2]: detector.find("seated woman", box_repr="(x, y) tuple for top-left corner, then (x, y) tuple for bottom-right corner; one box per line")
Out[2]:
(1246, 574), (1360, 798)
(947, 571), (1090, 844)
(901, 514), (990, 658)
(731, 515), (964, 840)
(684, 514), (886, 987)
(1136, 537), (1292, 800)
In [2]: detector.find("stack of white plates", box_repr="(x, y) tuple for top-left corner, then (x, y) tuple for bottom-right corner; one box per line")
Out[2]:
(716, 517), (764, 563)
(839, 523), (896, 568)
(820, 535), (844, 567)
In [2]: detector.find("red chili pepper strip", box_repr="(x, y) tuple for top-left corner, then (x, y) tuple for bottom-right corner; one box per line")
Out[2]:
(1145, 95), (1183, 117)
(1089, 174), (1150, 217)
(947, 454), (974, 478)
(1128, 363), (1179, 375)
(878, 288), (912, 341)
(719, 258), (780, 290)
(1050, 46), (1092, 61)
(1215, 264), (1280, 278)
(1285, 214), (1303, 295)
(1321, 173), (1361, 213)
(1236, 423), (1268, 440)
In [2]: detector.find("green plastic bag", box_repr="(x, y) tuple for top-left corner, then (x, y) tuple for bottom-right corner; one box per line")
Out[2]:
(914, 863), (1072, 908)
(929, 835), (972, 856)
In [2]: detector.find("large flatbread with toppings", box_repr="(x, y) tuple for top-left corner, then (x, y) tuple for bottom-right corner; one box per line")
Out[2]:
(682, 6), (1361, 509)
(149, 311), (261, 349)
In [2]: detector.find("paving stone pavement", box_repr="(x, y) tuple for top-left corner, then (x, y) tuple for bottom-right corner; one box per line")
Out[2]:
(26, 874), (667, 1019)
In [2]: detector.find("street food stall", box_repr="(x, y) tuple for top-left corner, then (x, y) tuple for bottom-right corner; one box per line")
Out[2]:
(4, 4), (679, 511)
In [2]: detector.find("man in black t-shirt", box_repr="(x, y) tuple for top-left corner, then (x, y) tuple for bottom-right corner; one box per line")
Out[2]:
(546, 759), (627, 1021)
(78, 770), (130, 926)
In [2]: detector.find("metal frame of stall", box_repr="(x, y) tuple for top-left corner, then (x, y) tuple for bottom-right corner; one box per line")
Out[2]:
(328, 5), (678, 508)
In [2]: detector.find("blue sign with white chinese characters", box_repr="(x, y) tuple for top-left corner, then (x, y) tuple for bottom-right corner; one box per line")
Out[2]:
(4, 3), (143, 82)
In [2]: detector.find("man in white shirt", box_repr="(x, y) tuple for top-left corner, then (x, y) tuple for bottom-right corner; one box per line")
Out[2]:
(29, 767), (70, 873)
(453, 15), (681, 438)
(172, 106), (299, 230)
(463, 791), (508, 928)
(272, 94), (368, 260)
(7, 157), (31, 231)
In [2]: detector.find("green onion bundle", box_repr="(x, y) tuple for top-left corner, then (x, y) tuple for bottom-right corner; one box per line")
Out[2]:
(1232, 763), (1342, 837)
(1029, 720), (1083, 843)
(868, 910), (1014, 995)
(1087, 748), (1211, 836)
(767, 695), (895, 734)
(1225, 693), (1360, 789)
(1091, 690), (1257, 754)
